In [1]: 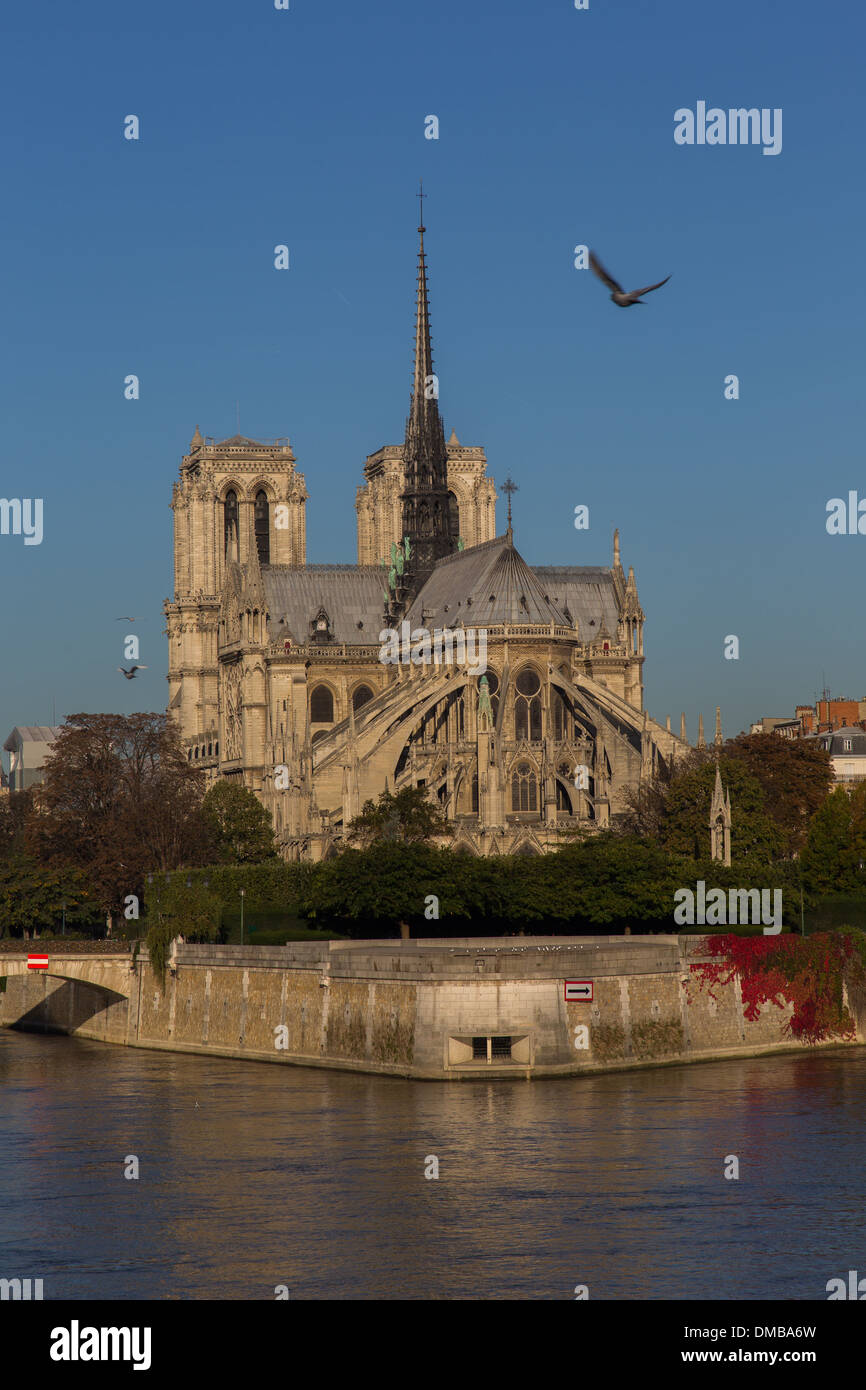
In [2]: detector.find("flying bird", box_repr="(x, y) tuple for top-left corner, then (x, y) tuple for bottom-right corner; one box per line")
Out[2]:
(116, 616), (145, 622)
(118, 666), (148, 679)
(589, 251), (671, 307)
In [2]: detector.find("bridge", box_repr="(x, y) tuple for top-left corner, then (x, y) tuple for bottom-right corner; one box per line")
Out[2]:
(0, 948), (139, 1044)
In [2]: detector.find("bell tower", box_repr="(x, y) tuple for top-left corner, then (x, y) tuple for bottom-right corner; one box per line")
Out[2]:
(165, 428), (308, 746)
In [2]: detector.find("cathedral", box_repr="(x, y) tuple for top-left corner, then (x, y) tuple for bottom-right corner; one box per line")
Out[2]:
(164, 207), (688, 861)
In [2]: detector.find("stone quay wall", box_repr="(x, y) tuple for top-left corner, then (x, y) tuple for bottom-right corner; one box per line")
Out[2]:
(0, 936), (861, 1080)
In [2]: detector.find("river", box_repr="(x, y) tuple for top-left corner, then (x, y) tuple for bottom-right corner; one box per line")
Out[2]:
(1, 1029), (863, 1300)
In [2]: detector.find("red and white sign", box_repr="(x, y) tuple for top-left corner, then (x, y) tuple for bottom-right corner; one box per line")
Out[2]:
(564, 979), (593, 1002)
(27, 955), (49, 971)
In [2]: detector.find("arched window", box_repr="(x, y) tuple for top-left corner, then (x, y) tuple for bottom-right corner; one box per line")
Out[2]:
(553, 689), (574, 741)
(224, 490), (238, 555)
(352, 685), (373, 713)
(310, 685), (334, 723)
(254, 490), (270, 565)
(511, 761), (538, 812)
(514, 667), (542, 740)
(447, 491), (460, 536)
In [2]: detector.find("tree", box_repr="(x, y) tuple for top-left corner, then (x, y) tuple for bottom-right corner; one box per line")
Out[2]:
(0, 853), (97, 939)
(34, 713), (212, 930)
(145, 874), (222, 978)
(305, 842), (460, 938)
(724, 733), (833, 857)
(659, 758), (783, 865)
(800, 783), (866, 898)
(346, 786), (452, 848)
(201, 781), (278, 863)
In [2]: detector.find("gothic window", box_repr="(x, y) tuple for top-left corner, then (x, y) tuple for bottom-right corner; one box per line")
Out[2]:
(553, 689), (574, 741)
(447, 491), (460, 536)
(555, 779), (573, 813)
(514, 667), (542, 740)
(224, 489), (238, 554)
(511, 761), (538, 812)
(471, 772), (478, 812)
(254, 490), (270, 565)
(352, 685), (374, 712)
(310, 685), (334, 723)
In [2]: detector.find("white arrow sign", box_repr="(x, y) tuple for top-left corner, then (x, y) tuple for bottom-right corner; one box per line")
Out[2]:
(564, 980), (593, 1002)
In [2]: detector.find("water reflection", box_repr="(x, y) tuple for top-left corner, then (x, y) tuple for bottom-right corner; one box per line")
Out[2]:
(0, 1031), (863, 1299)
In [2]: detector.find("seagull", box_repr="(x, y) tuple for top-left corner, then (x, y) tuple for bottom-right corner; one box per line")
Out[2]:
(118, 666), (148, 679)
(116, 616), (145, 622)
(589, 251), (671, 307)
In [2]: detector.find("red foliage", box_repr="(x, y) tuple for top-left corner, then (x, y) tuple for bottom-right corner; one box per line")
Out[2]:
(689, 932), (864, 1045)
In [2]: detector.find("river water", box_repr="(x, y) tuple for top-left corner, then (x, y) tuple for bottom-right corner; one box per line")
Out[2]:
(1, 1029), (863, 1301)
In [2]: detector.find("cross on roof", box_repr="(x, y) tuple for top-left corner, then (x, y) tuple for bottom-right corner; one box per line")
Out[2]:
(500, 475), (518, 530)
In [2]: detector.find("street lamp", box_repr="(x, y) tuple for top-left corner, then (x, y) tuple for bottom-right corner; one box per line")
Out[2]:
(240, 888), (245, 946)
(61, 901), (66, 937)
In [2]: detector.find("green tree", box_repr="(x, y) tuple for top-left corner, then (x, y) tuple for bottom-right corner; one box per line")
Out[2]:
(660, 758), (783, 865)
(346, 786), (452, 848)
(145, 874), (222, 978)
(305, 842), (465, 938)
(800, 783), (866, 898)
(201, 781), (278, 863)
(0, 854), (97, 939)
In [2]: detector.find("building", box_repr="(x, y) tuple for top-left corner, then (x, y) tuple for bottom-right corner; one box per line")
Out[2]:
(816, 727), (866, 784)
(165, 207), (688, 860)
(2, 726), (62, 791)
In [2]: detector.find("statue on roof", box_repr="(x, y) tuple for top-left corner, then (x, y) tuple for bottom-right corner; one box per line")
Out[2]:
(457, 536), (465, 552)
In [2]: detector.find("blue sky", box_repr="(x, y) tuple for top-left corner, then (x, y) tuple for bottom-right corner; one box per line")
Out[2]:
(1, 0), (864, 755)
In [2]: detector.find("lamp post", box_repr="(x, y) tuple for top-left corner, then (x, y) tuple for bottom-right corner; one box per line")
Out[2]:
(240, 888), (245, 946)
(61, 901), (66, 937)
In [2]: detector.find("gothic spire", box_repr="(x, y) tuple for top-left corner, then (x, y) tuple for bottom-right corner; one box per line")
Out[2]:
(400, 186), (455, 588)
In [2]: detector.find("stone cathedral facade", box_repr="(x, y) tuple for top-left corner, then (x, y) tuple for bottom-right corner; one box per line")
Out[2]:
(165, 211), (687, 861)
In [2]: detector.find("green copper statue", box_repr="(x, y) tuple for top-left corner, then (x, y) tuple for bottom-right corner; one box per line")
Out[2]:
(478, 675), (493, 723)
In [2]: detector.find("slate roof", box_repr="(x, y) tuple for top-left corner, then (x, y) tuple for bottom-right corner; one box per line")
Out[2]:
(404, 534), (570, 628)
(258, 540), (624, 647)
(820, 726), (866, 756)
(532, 566), (621, 637)
(262, 566), (386, 644)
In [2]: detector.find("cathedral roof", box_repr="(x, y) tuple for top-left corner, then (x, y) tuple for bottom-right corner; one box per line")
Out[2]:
(404, 534), (570, 628)
(262, 565), (386, 644)
(532, 566), (621, 638)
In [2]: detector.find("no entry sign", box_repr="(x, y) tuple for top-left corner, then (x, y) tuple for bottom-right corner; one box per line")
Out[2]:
(27, 955), (49, 970)
(564, 980), (593, 1002)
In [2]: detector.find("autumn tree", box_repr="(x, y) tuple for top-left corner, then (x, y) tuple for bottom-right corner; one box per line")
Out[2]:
(34, 713), (212, 930)
(724, 732), (833, 857)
